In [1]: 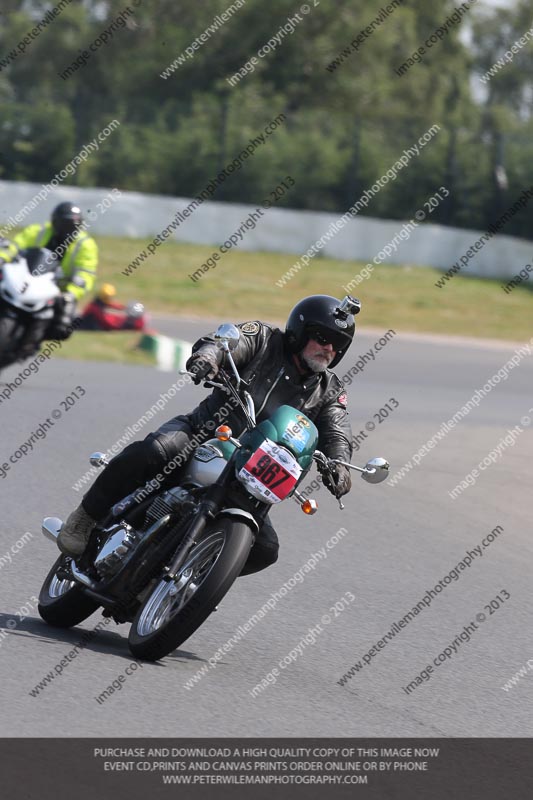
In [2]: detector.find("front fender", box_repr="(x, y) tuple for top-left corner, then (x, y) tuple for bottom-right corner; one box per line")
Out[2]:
(216, 508), (259, 535)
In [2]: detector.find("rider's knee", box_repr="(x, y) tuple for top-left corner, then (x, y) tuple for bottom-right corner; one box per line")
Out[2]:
(145, 430), (192, 465)
(109, 438), (166, 477)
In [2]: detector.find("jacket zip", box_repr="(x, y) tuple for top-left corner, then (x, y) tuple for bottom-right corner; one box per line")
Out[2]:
(255, 366), (285, 417)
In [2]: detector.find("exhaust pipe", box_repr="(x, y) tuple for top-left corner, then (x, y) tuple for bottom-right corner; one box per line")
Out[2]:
(42, 516), (97, 589)
(42, 517), (62, 543)
(70, 560), (98, 589)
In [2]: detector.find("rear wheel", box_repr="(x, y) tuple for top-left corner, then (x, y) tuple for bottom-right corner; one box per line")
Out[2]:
(38, 556), (100, 627)
(128, 518), (254, 661)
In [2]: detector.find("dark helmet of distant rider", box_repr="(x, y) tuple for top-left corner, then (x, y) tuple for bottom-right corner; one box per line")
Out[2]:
(51, 202), (84, 241)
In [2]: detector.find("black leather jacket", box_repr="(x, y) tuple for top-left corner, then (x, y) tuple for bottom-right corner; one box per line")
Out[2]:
(182, 321), (353, 461)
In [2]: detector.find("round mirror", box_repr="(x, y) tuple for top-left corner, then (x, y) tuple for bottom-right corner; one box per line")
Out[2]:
(361, 457), (389, 484)
(214, 323), (240, 350)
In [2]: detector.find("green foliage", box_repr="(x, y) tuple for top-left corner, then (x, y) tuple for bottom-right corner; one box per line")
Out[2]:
(0, 102), (75, 181)
(0, 0), (532, 238)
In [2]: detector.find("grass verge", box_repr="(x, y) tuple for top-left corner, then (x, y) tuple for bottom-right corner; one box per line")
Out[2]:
(53, 331), (154, 365)
(10, 232), (533, 366)
(99, 234), (533, 341)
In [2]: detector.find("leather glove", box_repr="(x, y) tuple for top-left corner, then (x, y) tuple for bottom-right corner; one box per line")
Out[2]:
(52, 292), (77, 340)
(62, 291), (77, 318)
(322, 463), (352, 498)
(186, 353), (219, 385)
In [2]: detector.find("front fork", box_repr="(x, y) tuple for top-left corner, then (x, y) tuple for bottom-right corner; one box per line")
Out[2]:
(163, 498), (216, 580)
(163, 483), (227, 581)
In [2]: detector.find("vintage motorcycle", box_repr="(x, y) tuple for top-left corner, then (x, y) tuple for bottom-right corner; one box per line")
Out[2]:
(38, 324), (389, 662)
(0, 247), (61, 371)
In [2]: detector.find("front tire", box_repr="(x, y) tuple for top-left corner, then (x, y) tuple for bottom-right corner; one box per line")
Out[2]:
(128, 518), (254, 661)
(0, 315), (21, 370)
(38, 556), (100, 627)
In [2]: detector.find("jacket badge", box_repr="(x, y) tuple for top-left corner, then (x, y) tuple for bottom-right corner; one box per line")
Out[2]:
(240, 321), (260, 335)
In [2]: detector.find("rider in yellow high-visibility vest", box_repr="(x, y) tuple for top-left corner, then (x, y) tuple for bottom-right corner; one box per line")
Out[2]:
(0, 202), (98, 351)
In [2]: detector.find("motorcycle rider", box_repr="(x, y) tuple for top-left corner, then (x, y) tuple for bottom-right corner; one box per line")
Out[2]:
(57, 294), (360, 575)
(78, 283), (147, 332)
(0, 202), (98, 350)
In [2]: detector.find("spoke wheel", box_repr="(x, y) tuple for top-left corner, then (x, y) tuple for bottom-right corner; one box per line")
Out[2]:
(38, 556), (100, 628)
(136, 532), (225, 636)
(128, 519), (254, 661)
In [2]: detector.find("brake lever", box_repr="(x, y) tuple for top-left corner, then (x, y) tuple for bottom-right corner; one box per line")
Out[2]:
(313, 453), (345, 509)
(179, 369), (230, 392)
(203, 379), (230, 392)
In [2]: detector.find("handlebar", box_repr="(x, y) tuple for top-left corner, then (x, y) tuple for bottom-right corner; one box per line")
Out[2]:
(180, 367), (255, 427)
(179, 369), (231, 393)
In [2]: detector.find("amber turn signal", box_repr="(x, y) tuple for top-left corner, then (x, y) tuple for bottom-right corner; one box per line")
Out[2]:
(301, 498), (318, 515)
(215, 425), (232, 441)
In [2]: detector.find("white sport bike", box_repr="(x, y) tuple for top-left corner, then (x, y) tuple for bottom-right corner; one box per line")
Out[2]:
(0, 247), (61, 371)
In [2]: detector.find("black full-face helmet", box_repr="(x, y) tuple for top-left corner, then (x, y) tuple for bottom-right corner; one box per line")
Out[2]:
(51, 202), (83, 239)
(285, 294), (361, 367)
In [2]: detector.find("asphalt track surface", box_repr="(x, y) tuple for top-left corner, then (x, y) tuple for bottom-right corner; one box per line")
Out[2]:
(0, 318), (532, 737)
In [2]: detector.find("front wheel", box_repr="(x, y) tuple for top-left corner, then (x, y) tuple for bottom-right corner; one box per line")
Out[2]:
(38, 556), (100, 627)
(0, 315), (22, 370)
(128, 518), (254, 661)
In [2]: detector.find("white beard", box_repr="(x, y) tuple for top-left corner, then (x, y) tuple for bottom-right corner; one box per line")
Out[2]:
(301, 352), (333, 373)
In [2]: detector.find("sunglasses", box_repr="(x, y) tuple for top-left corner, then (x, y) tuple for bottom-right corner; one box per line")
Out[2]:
(308, 328), (347, 350)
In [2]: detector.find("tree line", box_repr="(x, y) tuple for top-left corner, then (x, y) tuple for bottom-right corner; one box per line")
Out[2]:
(1, 0), (532, 239)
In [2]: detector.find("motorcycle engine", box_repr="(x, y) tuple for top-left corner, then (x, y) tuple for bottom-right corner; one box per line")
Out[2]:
(94, 488), (195, 579)
(93, 523), (138, 578)
(144, 486), (195, 527)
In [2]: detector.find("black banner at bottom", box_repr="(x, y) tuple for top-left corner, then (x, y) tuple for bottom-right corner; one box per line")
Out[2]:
(3, 738), (531, 799)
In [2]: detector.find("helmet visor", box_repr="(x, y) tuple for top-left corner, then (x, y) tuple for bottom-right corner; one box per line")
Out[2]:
(53, 216), (81, 238)
(306, 325), (351, 352)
